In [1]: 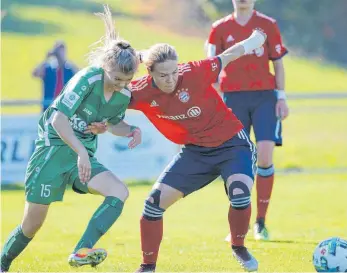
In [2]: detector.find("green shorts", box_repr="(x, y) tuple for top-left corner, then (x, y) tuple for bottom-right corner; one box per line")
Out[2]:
(25, 145), (108, 205)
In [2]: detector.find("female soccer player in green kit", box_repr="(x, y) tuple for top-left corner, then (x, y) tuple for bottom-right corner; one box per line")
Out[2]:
(1, 6), (141, 272)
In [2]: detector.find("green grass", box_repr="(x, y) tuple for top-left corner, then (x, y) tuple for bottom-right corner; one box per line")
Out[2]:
(1, 1), (347, 114)
(2, 173), (347, 272)
(272, 99), (347, 169)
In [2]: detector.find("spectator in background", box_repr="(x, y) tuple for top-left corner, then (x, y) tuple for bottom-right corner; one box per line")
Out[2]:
(32, 41), (78, 111)
(206, 0), (289, 241)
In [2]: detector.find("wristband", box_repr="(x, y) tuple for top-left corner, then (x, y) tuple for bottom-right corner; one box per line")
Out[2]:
(130, 125), (139, 132)
(276, 90), (287, 100)
(240, 31), (266, 54)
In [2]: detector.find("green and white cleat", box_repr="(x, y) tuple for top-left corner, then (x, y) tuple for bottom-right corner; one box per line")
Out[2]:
(253, 222), (270, 241)
(68, 248), (107, 267)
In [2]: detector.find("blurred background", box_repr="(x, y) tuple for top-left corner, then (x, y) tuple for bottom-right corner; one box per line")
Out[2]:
(1, 0), (347, 272)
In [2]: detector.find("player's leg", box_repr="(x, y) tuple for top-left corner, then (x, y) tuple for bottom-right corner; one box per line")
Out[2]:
(1, 146), (68, 271)
(220, 130), (258, 271)
(1, 202), (49, 272)
(252, 90), (280, 240)
(68, 159), (128, 267)
(254, 141), (275, 240)
(222, 92), (252, 242)
(137, 149), (219, 272)
(137, 183), (183, 273)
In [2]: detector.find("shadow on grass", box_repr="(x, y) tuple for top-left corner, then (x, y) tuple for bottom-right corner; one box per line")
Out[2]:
(1, 12), (62, 35)
(263, 239), (318, 245)
(2, 0), (151, 35)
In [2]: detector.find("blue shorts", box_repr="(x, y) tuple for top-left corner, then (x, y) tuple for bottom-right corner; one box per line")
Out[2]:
(157, 129), (257, 196)
(223, 90), (282, 146)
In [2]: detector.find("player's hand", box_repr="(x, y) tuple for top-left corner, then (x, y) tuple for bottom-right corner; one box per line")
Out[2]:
(84, 122), (108, 135)
(127, 127), (142, 149)
(253, 28), (267, 42)
(276, 99), (289, 120)
(77, 152), (91, 183)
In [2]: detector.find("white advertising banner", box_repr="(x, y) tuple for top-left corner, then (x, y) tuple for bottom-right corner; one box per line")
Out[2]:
(1, 112), (178, 184)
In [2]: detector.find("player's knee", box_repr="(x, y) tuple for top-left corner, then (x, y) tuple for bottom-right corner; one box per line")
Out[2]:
(228, 181), (251, 210)
(142, 189), (165, 221)
(108, 181), (129, 202)
(257, 153), (273, 167)
(257, 165), (274, 177)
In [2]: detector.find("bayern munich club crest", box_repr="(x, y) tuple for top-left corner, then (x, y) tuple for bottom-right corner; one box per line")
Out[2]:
(177, 88), (190, 103)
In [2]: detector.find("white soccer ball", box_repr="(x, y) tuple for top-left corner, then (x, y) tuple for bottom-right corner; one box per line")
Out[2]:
(313, 237), (347, 272)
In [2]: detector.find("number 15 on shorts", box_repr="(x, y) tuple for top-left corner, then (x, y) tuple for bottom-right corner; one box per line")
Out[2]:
(40, 184), (51, 198)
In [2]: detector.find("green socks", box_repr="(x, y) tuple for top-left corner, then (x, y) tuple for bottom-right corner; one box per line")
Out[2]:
(74, 196), (124, 252)
(1, 225), (32, 271)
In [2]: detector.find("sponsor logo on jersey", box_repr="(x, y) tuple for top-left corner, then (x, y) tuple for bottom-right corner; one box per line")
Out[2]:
(187, 106), (201, 118)
(156, 106), (202, 120)
(83, 108), (92, 116)
(81, 85), (87, 91)
(69, 114), (87, 132)
(226, 34), (234, 43)
(62, 92), (80, 109)
(177, 89), (190, 103)
(150, 100), (159, 107)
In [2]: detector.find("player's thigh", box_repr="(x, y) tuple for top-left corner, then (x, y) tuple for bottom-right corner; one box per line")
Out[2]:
(25, 146), (75, 205)
(88, 171), (129, 202)
(219, 130), (257, 187)
(223, 92), (252, 134)
(256, 140), (275, 167)
(252, 91), (282, 146)
(70, 158), (129, 202)
(21, 201), (50, 237)
(155, 149), (219, 205)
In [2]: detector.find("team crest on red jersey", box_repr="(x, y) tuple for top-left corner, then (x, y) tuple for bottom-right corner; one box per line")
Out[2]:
(177, 88), (190, 103)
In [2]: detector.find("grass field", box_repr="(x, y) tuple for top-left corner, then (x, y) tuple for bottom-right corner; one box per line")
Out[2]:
(2, 173), (347, 272)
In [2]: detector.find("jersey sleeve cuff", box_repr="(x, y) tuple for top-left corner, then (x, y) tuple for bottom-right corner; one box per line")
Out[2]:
(215, 56), (222, 82)
(269, 49), (288, 61)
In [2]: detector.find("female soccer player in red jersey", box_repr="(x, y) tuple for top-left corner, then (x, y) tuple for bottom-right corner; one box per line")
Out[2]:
(91, 30), (266, 272)
(207, 0), (289, 241)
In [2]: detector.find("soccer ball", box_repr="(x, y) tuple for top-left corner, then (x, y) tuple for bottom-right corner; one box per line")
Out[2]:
(313, 237), (347, 272)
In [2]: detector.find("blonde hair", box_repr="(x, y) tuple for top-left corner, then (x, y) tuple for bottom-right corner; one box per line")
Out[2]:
(87, 5), (138, 74)
(141, 43), (178, 71)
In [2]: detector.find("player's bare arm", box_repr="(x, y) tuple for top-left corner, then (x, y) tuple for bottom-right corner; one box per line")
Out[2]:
(272, 59), (289, 120)
(108, 122), (142, 149)
(86, 120), (142, 149)
(219, 30), (266, 70)
(52, 111), (91, 183)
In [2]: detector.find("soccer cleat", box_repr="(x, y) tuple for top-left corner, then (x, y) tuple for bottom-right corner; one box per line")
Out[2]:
(68, 248), (107, 267)
(135, 263), (156, 273)
(232, 246), (258, 272)
(253, 222), (270, 241)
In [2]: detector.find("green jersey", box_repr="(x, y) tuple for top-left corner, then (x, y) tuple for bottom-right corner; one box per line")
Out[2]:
(36, 66), (131, 155)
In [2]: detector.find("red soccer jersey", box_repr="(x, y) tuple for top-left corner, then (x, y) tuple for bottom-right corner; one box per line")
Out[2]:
(207, 10), (288, 92)
(129, 57), (243, 147)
